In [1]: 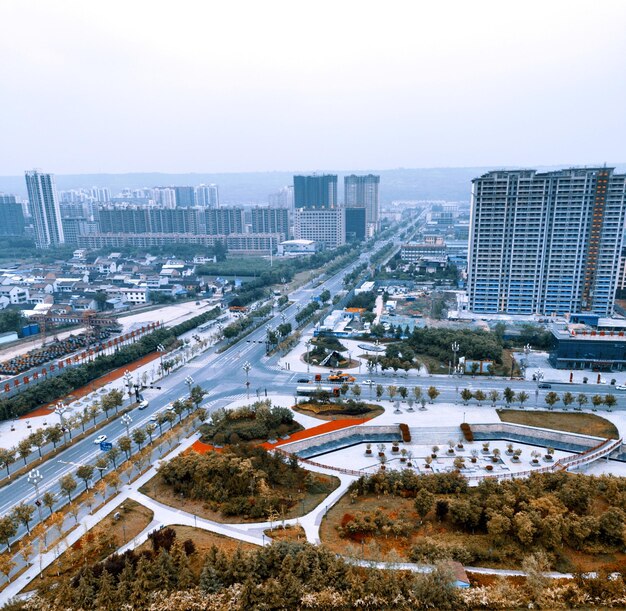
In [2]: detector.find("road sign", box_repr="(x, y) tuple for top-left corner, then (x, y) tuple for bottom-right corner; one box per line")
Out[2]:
(100, 441), (113, 451)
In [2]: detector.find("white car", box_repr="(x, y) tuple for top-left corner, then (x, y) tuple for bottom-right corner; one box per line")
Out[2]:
(149, 414), (158, 422)
(615, 384), (626, 390)
(364, 379), (374, 385)
(138, 400), (149, 410)
(94, 434), (107, 445)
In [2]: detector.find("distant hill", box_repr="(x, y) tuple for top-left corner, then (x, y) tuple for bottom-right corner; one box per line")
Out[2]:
(2, 165), (624, 204)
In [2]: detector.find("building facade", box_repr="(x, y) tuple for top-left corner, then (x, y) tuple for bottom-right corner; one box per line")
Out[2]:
(294, 175), (337, 209)
(345, 207), (366, 241)
(25, 170), (65, 248)
(249, 207), (290, 237)
(467, 168), (626, 316)
(196, 184), (219, 208)
(294, 208), (345, 249)
(0, 194), (25, 236)
(344, 174), (380, 234)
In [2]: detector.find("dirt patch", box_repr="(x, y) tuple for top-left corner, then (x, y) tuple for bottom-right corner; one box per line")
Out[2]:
(139, 470), (340, 523)
(262, 418), (370, 449)
(498, 409), (619, 439)
(40, 500), (153, 582)
(265, 524), (307, 543)
(292, 402), (383, 422)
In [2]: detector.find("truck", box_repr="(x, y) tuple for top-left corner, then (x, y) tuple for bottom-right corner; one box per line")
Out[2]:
(328, 371), (356, 383)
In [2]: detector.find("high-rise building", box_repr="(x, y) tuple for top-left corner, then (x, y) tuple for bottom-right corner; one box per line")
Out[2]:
(344, 174), (380, 234)
(294, 174), (337, 209)
(249, 207), (290, 237)
(154, 187), (176, 208)
(196, 184), (219, 208)
(268, 186), (294, 210)
(294, 208), (345, 249)
(345, 207), (366, 242)
(25, 170), (65, 248)
(0, 194), (25, 236)
(174, 186), (196, 207)
(467, 168), (626, 316)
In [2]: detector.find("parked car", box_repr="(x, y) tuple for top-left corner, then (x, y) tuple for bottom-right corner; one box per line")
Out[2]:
(149, 414), (158, 422)
(94, 434), (107, 445)
(297, 378), (310, 383)
(538, 382), (552, 389)
(615, 384), (626, 390)
(364, 379), (374, 385)
(138, 399), (149, 410)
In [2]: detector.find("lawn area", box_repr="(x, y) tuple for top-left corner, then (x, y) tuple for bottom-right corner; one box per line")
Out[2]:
(264, 524), (307, 543)
(139, 470), (340, 523)
(498, 409), (619, 439)
(38, 500), (153, 583)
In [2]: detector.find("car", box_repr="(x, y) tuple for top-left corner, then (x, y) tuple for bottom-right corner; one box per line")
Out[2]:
(297, 378), (310, 383)
(138, 399), (149, 410)
(149, 414), (158, 422)
(615, 384), (626, 390)
(364, 379), (374, 385)
(538, 382), (552, 389)
(94, 435), (107, 445)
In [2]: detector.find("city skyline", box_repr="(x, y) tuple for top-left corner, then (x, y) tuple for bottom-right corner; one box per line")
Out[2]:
(1, 1), (625, 174)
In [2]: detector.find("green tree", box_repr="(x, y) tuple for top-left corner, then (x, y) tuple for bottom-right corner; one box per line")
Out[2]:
(474, 389), (486, 406)
(604, 394), (617, 410)
(0, 448), (16, 477)
(106, 446), (121, 468)
(44, 425), (63, 449)
(427, 386), (440, 403)
(562, 391), (575, 409)
(59, 473), (78, 501)
(119, 436), (132, 459)
(42, 491), (56, 516)
(76, 464), (95, 491)
(190, 385), (205, 409)
(488, 389), (500, 406)
(95, 455), (109, 479)
(576, 393), (588, 410)
(0, 515), (17, 551)
(544, 392), (559, 410)
(172, 399), (185, 423)
(29, 429), (46, 458)
(375, 384), (384, 400)
(387, 385), (398, 402)
(132, 428), (147, 450)
(17, 438), (32, 465)
(503, 387), (515, 407)
(11, 502), (35, 534)
(412, 386), (422, 402)
(517, 391), (529, 408)
(398, 386), (408, 400)
(460, 389), (473, 405)
(414, 489), (435, 524)
(591, 394), (603, 410)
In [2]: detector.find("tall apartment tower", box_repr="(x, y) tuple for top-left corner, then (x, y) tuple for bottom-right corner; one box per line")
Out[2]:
(344, 174), (380, 234)
(196, 184), (219, 208)
(0, 194), (25, 236)
(25, 170), (65, 249)
(467, 168), (626, 316)
(294, 174), (337, 209)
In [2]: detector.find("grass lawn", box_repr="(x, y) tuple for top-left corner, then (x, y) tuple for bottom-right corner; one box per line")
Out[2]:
(264, 524), (307, 543)
(320, 488), (626, 572)
(498, 409), (619, 439)
(139, 471), (340, 523)
(293, 401), (384, 421)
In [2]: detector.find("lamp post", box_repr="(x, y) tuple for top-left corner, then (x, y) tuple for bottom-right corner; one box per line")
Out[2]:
(306, 339), (312, 373)
(27, 468), (44, 523)
(55, 403), (68, 445)
(156, 344), (165, 377)
(121, 413), (132, 436)
(123, 370), (133, 404)
(523, 343), (531, 374)
(451, 342), (459, 376)
(243, 361), (251, 399)
(185, 375), (194, 399)
(534, 368), (544, 407)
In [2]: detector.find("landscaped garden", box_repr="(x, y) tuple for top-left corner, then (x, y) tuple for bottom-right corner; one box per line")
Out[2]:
(320, 470), (626, 573)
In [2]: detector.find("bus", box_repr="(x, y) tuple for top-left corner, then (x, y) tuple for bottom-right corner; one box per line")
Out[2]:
(296, 386), (340, 397)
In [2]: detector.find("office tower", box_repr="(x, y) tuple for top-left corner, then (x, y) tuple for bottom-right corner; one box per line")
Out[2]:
(96, 187), (111, 202)
(294, 174), (337, 209)
(467, 168), (626, 316)
(25, 170), (65, 248)
(249, 207), (290, 236)
(196, 184), (219, 208)
(174, 186), (196, 207)
(294, 208), (345, 248)
(0, 194), (25, 236)
(345, 207), (366, 242)
(344, 174), (380, 234)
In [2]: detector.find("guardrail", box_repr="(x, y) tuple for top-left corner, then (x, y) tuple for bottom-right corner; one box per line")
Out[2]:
(273, 447), (362, 477)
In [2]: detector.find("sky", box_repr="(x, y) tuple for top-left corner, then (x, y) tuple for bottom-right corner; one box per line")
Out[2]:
(1, 0), (625, 175)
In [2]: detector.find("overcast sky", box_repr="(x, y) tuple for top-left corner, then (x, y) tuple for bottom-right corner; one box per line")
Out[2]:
(1, 0), (625, 175)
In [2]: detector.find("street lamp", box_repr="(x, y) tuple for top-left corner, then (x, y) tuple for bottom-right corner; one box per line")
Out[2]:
(243, 361), (252, 399)
(156, 344), (165, 377)
(306, 339), (312, 373)
(54, 403), (68, 444)
(121, 413), (132, 436)
(534, 368), (544, 407)
(451, 342), (459, 376)
(185, 375), (194, 398)
(123, 370), (133, 404)
(27, 468), (44, 523)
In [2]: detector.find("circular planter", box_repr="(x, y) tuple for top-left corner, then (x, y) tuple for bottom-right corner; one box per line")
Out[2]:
(544, 455), (553, 462)
(400, 457), (407, 463)
(457, 444), (464, 450)
(531, 460), (540, 466)
(378, 452), (385, 458)
(447, 449), (455, 454)
(431, 454), (437, 459)
(380, 465), (386, 471)
(423, 464), (430, 469)
(470, 457), (477, 463)
(485, 465), (493, 471)
(391, 446), (400, 453)
(511, 456), (520, 462)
